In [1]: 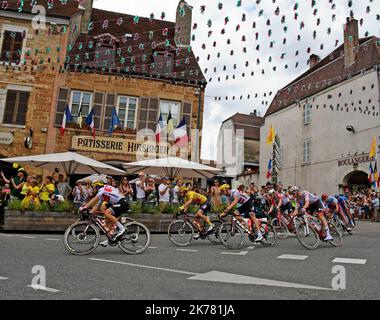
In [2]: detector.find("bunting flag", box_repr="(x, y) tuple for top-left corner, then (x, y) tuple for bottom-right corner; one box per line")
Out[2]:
(77, 106), (83, 128)
(167, 109), (174, 136)
(85, 108), (96, 138)
(156, 113), (164, 143)
(60, 105), (72, 136)
(173, 117), (189, 147)
(109, 107), (121, 135)
(266, 158), (273, 179)
(266, 125), (276, 145)
(374, 161), (379, 189)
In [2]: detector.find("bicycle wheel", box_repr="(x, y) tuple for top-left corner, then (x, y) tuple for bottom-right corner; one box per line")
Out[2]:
(260, 221), (278, 247)
(63, 221), (100, 255)
(328, 223), (343, 247)
(295, 221), (320, 250)
(332, 217), (345, 236)
(118, 222), (151, 254)
(218, 222), (245, 250)
(207, 219), (223, 244)
(271, 218), (289, 240)
(168, 220), (194, 247)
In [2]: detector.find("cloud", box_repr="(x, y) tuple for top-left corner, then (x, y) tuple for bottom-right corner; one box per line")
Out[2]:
(93, 0), (380, 160)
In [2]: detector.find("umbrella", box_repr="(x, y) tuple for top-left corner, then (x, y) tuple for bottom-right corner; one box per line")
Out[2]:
(0, 152), (126, 176)
(122, 157), (221, 179)
(76, 174), (109, 184)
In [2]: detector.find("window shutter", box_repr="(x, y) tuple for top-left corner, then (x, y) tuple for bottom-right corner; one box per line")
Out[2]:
(183, 102), (192, 137)
(16, 92), (29, 125)
(147, 97), (159, 131)
(137, 97), (149, 131)
(54, 88), (70, 126)
(93, 92), (104, 130)
(102, 93), (116, 131)
(3, 91), (29, 125)
(3, 91), (16, 124)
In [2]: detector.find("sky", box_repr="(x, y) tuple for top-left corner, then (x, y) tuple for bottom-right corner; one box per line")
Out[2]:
(93, 0), (380, 160)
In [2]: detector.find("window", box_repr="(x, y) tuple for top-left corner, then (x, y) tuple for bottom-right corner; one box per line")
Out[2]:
(153, 52), (173, 74)
(2, 90), (29, 125)
(69, 91), (92, 124)
(302, 139), (311, 164)
(303, 104), (311, 125)
(0, 30), (23, 64)
(160, 100), (180, 127)
(117, 96), (138, 129)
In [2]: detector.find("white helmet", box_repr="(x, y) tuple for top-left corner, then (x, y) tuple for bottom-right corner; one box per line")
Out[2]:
(289, 186), (300, 194)
(268, 189), (276, 195)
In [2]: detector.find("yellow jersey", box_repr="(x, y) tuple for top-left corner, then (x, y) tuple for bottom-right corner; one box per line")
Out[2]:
(185, 191), (207, 205)
(40, 183), (55, 201)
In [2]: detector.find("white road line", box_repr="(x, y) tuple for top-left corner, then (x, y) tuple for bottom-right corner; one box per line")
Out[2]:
(22, 236), (36, 239)
(27, 285), (60, 293)
(0, 234), (14, 237)
(247, 246), (255, 250)
(45, 238), (60, 241)
(149, 246), (158, 249)
(0, 276), (8, 280)
(278, 254), (309, 261)
(221, 251), (248, 256)
(90, 258), (198, 276)
(332, 258), (367, 265)
(90, 298), (102, 300)
(188, 271), (333, 291)
(176, 248), (198, 252)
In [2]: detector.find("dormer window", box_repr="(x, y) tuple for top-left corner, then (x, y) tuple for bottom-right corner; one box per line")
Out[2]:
(153, 51), (173, 74)
(93, 34), (119, 68)
(0, 25), (27, 65)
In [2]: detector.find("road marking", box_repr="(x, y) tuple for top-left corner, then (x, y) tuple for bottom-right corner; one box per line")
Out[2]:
(149, 246), (158, 249)
(0, 234), (14, 237)
(247, 246), (255, 250)
(176, 248), (198, 252)
(0, 276), (8, 280)
(188, 271), (333, 291)
(22, 236), (36, 239)
(27, 285), (60, 293)
(332, 258), (367, 265)
(45, 238), (60, 241)
(90, 258), (198, 276)
(90, 298), (102, 300)
(221, 251), (248, 256)
(278, 254), (309, 261)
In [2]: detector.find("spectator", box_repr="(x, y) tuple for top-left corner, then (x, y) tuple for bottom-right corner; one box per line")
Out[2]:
(210, 180), (222, 207)
(39, 176), (55, 203)
(1, 168), (26, 201)
(0, 184), (11, 224)
(72, 181), (86, 211)
(106, 175), (113, 186)
(49, 194), (65, 208)
(172, 178), (183, 205)
(136, 172), (147, 205)
(56, 174), (72, 200)
(158, 176), (171, 212)
(119, 177), (134, 202)
(21, 178), (41, 210)
(84, 180), (93, 201)
(145, 177), (158, 206)
(371, 193), (380, 222)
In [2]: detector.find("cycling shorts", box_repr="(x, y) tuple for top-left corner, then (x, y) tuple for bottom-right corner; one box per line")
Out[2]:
(236, 200), (254, 216)
(280, 202), (294, 214)
(107, 198), (129, 218)
(308, 200), (324, 215)
(198, 201), (212, 215)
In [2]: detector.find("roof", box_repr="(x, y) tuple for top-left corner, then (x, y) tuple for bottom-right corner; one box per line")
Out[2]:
(68, 8), (206, 85)
(266, 36), (380, 116)
(223, 113), (264, 140)
(0, 1), (82, 18)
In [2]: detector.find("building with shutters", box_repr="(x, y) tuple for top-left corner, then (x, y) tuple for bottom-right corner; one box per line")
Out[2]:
(259, 17), (380, 194)
(0, 0), (206, 169)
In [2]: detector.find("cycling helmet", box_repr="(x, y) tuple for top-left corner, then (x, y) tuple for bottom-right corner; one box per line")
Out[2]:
(268, 189), (276, 195)
(321, 193), (328, 201)
(289, 186), (300, 194)
(92, 180), (104, 188)
(219, 184), (231, 192)
(332, 194), (339, 199)
(179, 186), (189, 192)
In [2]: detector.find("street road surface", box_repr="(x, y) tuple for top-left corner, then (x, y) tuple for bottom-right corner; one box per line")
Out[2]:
(0, 221), (379, 300)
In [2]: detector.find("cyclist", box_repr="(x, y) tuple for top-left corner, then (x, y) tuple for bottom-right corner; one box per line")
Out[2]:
(80, 181), (129, 244)
(334, 194), (355, 227)
(290, 186), (333, 241)
(219, 184), (263, 242)
(321, 193), (352, 233)
(178, 186), (214, 239)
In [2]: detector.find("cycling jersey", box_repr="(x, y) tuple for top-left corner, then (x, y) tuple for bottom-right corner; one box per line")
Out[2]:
(300, 191), (320, 205)
(185, 191), (207, 205)
(325, 196), (338, 208)
(281, 193), (290, 205)
(230, 189), (250, 204)
(97, 186), (125, 205)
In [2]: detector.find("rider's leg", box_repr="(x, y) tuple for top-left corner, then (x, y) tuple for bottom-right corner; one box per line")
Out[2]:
(317, 211), (332, 240)
(104, 209), (125, 234)
(249, 213), (263, 240)
(196, 210), (214, 232)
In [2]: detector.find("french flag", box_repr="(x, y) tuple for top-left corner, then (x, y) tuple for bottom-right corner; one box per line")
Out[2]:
(266, 158), (273, 180)
(173, 117), (189, 147)
(85, 108), (96, 138)
(156, 113), (164, 143)
(60, 105), (72, 136)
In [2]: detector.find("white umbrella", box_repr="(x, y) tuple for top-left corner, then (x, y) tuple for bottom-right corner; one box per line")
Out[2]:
(122, 157), (221, 179)
(76, 174), (109, 183)
(0, 152), (126, 176)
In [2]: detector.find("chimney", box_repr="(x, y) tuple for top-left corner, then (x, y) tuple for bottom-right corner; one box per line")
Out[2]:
(309, 54), (320, 69)
(250, 109), (257, 117)
(79, 0), (94, 34)
(343, 16), (359, 68)
(175, 1), (193, 47)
